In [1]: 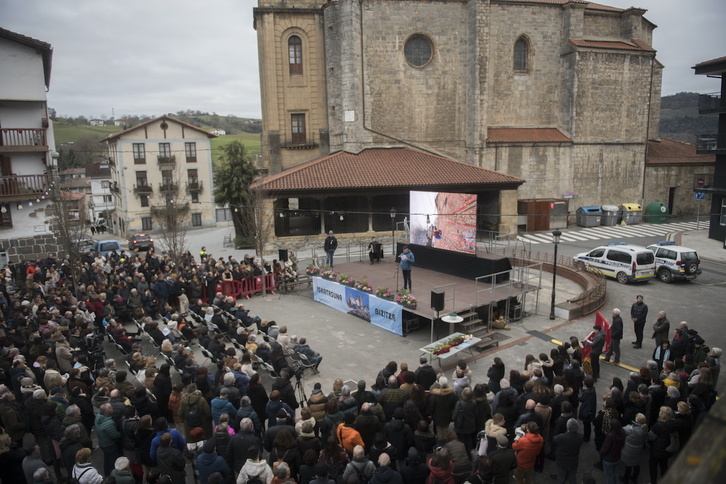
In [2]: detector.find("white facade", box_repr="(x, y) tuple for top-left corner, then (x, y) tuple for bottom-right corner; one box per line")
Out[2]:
(0, 28), (56, 237)
(90, 178), (114, 223)
(102, 116), (217, 238)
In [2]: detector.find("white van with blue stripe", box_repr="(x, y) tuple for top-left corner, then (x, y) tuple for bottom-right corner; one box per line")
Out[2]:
(574, 242), (655, 284)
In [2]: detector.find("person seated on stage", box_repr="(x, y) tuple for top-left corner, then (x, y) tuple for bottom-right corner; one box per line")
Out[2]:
(296, 337), (322, 370)
(282, 262), (297, 282)
(368, 237), (382, 264)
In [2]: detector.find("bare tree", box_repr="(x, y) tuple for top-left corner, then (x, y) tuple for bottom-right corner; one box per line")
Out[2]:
(150, 172), (190, 267)
(241, 183), (275, 294)
(48, 181), (90, 291)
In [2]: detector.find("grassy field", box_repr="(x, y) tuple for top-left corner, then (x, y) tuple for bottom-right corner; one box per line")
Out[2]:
(52, 123), (262, 164)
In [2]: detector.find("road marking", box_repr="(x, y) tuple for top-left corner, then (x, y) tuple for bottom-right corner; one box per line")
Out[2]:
(518, 222), (711, 245)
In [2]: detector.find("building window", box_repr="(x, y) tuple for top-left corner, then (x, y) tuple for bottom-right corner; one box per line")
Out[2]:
(514, 37), (529, 72)
(185, 142), (197, 162)
(721, 198), (726, 225)
(404, 34), (434, 68)
(103, 195), (112, 203)
(140, 194), (149, 207)
(101, 181), (110, 188)
(133, 143), (146, 164)
(191, 192), (199, 203)
(161, 169), (173, 186)
(136, 171), (148, 187)
(288, 35), (303, 75)
(192, 212), (202, 227)
(159, 143), (171, 157)
(291, 114), (306, 144)
(216, 208), (232, 222)
(187, 169), (198, 185)
(141, 216), (153, 231)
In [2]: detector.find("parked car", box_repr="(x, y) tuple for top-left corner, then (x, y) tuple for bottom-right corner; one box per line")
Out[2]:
(93, 240), (123, 257)
(573, 242), (655, 284)
(646, 241), (701, 283)
(128, 233), (154, 251)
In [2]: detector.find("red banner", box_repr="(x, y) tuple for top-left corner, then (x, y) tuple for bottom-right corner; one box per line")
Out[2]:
(582, 311), (611, 360)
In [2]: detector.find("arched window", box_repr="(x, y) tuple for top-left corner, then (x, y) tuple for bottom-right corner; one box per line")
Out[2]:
(288, 36), (303, 75)
(514, 37), (529, 72)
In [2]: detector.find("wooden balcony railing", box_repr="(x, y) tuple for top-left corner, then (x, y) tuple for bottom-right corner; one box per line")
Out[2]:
(134, 184), (153, 194)
(0, 128), (47, 152)
(0, 174), (49, 200)
(157, 155), (176, 165)
(187, 181), (203, 192)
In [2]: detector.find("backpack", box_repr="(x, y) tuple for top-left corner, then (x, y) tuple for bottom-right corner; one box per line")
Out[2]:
(69, 467), (92, 484)
(184, 399), (202, 428)
(272, 449), (289, 475)
(665, 431), (680, 453)
(353, 462), (371, 484)
(247, 474), (264, 484)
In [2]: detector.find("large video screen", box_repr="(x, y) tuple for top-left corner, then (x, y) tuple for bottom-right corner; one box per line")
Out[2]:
(409, 191), (477, 255)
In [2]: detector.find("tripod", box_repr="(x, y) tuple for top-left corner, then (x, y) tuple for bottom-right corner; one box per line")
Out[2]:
(294, 376), (306, 408)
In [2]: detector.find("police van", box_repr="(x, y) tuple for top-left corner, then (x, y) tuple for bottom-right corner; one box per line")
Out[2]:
(574, 242), (655, 284)
(646, 241), (701, 283)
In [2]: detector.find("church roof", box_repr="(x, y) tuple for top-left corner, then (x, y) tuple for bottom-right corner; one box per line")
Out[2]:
(252, 147), (524, 194)
(569, 38), (655, 52)
(487, 128), (572, 143)
(646, 138), (715, 165)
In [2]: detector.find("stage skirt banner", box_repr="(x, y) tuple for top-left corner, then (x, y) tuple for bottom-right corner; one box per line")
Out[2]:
(313, 276), (403, 335)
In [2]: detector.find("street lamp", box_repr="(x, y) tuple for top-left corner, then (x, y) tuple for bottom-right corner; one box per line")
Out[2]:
(549, 228), (562, 320)
(390, 207), (397, 258)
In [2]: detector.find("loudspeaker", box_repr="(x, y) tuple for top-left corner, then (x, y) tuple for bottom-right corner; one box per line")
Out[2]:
(431, 290), (445, 311)
(278, 249), (288, 262)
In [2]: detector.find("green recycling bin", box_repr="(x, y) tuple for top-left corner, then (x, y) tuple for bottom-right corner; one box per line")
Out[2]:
(644, 202), (669, 223)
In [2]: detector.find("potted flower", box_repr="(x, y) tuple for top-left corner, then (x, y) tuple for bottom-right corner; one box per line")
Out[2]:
(355, 280), (373, 293)
(376, 287), (394, 300)
(339, 274), (355, 286)
(321, 269), (339, 281)
(395, 289), (417, 309)
(305, 264), (321, 276)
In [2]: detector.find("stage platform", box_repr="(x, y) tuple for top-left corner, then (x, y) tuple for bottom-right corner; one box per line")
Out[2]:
(330, 255), (542, 324)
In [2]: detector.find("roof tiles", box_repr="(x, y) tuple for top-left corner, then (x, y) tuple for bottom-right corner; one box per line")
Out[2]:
(647, 138), (715, 165)
(252, 147), (524, 193)
(569, 38), (655, 52)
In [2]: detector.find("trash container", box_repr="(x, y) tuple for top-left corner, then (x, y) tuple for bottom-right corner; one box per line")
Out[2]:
(576, 206), (602, 227)
(619, 203), (642, 225)
(601, 205), (619, 226)
(644, 202), (669, 223)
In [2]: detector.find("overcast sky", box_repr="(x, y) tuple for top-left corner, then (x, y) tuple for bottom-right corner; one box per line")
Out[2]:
(2, 0), (724, 119)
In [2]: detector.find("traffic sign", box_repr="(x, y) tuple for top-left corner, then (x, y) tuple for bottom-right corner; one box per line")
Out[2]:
(697, 178), (705, 187)
(695, 191), (706, 200)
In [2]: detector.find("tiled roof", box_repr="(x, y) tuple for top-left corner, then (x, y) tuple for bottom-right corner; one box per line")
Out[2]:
(585, 2), (624, 12)
(487, 128), (572, 143)
(569, 38), (655, 52)
(647, 138), (715, 165)
(100, 115), (217, 142)
(494, 0), (622, 9)
(693, 56), (726, 75)
(0, 27), (53, 89)
(252, 147), (524, 193)
(694, 56), (726, 68)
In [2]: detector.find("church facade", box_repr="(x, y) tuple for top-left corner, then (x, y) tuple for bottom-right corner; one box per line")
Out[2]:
(254, 0), (661, 225)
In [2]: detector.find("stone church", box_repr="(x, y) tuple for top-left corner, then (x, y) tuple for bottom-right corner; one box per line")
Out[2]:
(253, 0), (662, 235)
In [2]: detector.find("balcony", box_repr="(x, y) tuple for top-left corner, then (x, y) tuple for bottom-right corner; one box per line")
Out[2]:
(110, 182), (120, 193)
(159, 183), (178, 194)
(133, 184), (153, 194)
(0, 128), (48, 153)
(157, 155), (176, 165)
(699, 92), (726, 114)
(187, 181), (203, 193)
(0, 174), (49, 201)
(281, 135), (320, 150)
(696, 134), (726, 154)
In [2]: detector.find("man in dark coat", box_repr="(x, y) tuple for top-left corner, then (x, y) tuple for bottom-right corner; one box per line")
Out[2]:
(553, 418), (582, 484)
(585, 325), (606, 382)
(604, 308), (624, 364)
(414, 356), (437, 391)
(428, 377), (457, 442)
(371, 453), (404, 484)
(652, 311), (670, 347)
(488, 434), (516, 484)
(225, 418), (261, 474)
(271, 369), (299, 410)
(630, 295), (648, 348)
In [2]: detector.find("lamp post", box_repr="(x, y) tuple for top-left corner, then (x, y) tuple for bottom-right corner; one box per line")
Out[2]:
(390, 207), (396, 257)
(549, 228), (562, 320)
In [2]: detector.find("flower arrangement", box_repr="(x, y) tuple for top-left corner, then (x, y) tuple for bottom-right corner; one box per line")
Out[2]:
(305, 264), (321, 276)
(339, 274), (355, 286)
(376, 287), (394, 299)
(395, 289), (417, 308)
(424, 334), (473, 355)
(355, 280), (373, 293)
(321, 268), (338, 281)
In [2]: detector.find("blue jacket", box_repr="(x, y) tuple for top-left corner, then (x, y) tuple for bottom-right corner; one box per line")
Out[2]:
(210, 397), (237, 426)
(196, 452), (230, 484)
(399, 250), (415, 270)
(150, 428), (186, 463)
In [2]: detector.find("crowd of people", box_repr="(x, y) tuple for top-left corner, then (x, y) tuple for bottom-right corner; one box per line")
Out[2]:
(0, 247), (721, 484)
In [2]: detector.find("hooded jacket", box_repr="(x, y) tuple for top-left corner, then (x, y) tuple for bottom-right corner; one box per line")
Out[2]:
(372, 464), (405, 484)
(211, 397), (237, 426)
(236, 459), (274, 484)
(337, 423), (365, 453)
(196, 451), (230, 484)
(425, 459), (454, 484)
(511, 432), (544, 468)
(428, 387), (456, 427)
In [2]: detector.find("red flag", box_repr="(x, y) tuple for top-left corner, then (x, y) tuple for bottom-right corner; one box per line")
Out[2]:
(596, 311), (612, 354)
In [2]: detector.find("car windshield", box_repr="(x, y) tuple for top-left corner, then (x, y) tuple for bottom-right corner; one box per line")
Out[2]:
(681, 251), (698, 261)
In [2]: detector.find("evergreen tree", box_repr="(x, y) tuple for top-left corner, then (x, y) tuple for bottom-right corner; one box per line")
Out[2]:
(213, 141), (258, 243)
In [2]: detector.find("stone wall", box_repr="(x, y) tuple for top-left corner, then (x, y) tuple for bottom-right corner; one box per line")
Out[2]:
(0, 233), (60, 263)
(645, 163), (715, 217)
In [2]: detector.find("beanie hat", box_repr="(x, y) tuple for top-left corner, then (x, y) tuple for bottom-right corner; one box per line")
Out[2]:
(115, 456), (130, 472)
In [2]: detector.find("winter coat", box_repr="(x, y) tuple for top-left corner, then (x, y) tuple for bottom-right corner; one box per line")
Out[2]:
(71, 463), (103, 484)
(384, 418), (415, 461)
(95, 413), (120, 448)
(157, 446), (186, 484)
(553, 431), (582, 471)
(425, 459), (454, 484)
(343, 458), (376, 483)
(578, 387), (597, 421)
(179, 391), (212, 438)
(196, 451), (230, 484)
(428, 387), (457, 428)
(487, 365), (505, 394)
(110, 468), (136, 484)
(453, 400), (477, 435)
(307, 390), (328, 422)
(372, 464), (405, 484)
(648, 420), (676, 459)
(600, 431), (625, 463)
(236, 459), (274, 484)
(511, 433), (544, 469)
(211, 397), (237, 426)
(621, 423), (648, 466)
(337, 423), (365, 453)
(225, 431), (262, 474)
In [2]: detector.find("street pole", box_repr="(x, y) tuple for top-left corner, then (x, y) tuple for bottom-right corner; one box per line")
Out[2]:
(390, 207), (396, 260)
(549, 228), (562, 320)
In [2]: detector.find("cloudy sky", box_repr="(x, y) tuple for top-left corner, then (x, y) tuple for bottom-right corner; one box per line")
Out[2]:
(2, 0), (725, 119)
